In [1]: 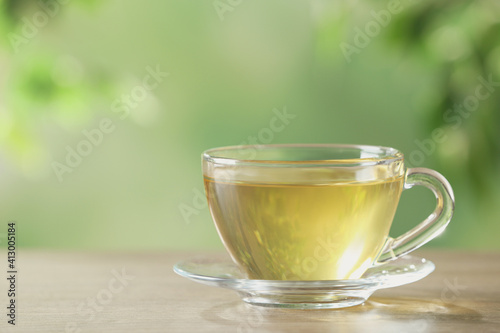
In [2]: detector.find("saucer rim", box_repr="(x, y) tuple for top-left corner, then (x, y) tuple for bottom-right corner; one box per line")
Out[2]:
(173, 254), (435, 289)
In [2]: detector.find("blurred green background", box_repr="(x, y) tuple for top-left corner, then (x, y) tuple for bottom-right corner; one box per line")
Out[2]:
(0, 0), (499, 250)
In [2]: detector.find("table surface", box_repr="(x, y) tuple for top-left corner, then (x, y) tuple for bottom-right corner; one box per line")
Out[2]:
(1, 250), (499, 333)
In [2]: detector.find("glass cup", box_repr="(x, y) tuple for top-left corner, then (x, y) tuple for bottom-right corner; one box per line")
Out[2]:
(202, 144), (454, 281)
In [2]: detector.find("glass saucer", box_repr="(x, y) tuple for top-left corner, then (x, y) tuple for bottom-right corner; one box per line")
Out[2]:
(173, 255), (435, 309)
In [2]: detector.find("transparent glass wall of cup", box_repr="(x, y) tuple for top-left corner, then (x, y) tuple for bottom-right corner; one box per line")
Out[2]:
(202, 144), (454, 281)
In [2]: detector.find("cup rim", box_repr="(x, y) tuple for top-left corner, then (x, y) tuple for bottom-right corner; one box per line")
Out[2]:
(203, 144), (404, 166)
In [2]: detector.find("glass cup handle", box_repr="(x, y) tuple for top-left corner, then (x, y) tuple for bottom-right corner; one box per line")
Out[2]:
(377, 168), (455, 263)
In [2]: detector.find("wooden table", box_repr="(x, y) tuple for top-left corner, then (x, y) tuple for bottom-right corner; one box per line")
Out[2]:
(1, 250), (499, 332)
